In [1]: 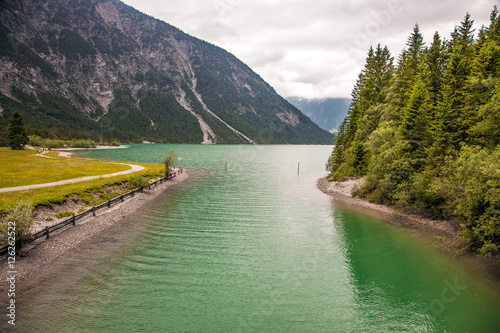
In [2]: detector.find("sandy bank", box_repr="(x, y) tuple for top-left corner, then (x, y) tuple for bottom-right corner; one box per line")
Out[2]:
(54, 145), (129, 157)
(0, 168), (190, 288)
(317, 177), (459, 236)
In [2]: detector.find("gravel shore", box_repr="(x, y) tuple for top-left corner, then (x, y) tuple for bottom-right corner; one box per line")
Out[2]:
(0, 168), (190, 288)
(316, 176), (460, 236)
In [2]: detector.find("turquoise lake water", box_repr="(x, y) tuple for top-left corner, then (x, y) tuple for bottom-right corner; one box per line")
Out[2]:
(16, 144), (500, 331)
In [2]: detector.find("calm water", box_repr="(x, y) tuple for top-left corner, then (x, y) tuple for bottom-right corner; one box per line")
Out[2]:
(16, 145), (500, 331)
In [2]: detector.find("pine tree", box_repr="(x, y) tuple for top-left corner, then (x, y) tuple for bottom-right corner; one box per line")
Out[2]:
(8, 111), (29, 150)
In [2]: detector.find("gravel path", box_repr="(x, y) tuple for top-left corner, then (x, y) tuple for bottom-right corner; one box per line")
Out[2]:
(0, 163), (145, 193)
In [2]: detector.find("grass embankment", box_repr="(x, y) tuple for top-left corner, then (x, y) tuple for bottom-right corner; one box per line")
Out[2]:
(0, 148), (164, 213)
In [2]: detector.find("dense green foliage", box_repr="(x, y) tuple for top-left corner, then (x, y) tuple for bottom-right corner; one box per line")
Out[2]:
(28, 135), (101, 148)
(8, 111), (28, 149)
(327, 8), (500, 255)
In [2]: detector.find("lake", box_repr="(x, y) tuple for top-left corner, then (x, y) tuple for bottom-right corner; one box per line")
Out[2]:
(17, 144), (500, 331)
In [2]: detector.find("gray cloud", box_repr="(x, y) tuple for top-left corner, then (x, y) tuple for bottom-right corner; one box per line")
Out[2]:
(122, 0), (495, 98)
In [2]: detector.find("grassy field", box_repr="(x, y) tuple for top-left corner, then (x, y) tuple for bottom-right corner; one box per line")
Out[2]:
(0, 148), (165, 213)
(0, 148), (132, 188)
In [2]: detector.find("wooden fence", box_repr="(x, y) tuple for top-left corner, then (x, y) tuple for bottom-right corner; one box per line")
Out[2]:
(0, 173), (176, 256)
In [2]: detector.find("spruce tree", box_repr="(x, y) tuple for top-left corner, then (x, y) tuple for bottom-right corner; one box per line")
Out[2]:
(393, 24), (426, 109)
(400, 79), (428, 144)
(487, 5), (500, 40)
(8, 111), (29, 150)
(435, 13), (476, 155)
(426, 32), (447, 109)
(327, 45), (393, 178)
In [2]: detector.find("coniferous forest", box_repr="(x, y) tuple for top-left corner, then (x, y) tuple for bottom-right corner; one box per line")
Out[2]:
(327, 7), (500, 256)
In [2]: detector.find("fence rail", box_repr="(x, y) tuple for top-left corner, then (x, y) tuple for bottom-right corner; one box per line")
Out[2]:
(0, 173), (176, 256)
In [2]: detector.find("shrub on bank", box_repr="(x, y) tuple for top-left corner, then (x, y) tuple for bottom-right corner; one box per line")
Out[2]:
(0, 200), (34, 253)
(28, 135), (98, 148)
(128, 175), (150, 189)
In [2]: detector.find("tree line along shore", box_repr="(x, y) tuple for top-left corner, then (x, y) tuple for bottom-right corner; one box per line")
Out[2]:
(326, 7), (500, 257)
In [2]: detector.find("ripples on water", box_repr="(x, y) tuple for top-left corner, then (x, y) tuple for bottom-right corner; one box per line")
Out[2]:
(14, 145), (500, 332)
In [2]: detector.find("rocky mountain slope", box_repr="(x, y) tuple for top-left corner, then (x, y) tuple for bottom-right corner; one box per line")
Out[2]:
(287, 97), (350, 134)
(0, 0), (333, 144)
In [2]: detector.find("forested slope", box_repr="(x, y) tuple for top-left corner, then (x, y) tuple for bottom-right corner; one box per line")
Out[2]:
(0, 0), (332, 144)
(327, 7), (500, 255)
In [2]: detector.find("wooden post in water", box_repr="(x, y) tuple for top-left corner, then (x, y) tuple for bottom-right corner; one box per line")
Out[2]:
(225, 162), (228, 174)
(297, 162), (300, 175)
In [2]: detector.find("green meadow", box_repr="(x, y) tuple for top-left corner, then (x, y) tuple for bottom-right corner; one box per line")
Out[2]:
(0, 148), (164, 213)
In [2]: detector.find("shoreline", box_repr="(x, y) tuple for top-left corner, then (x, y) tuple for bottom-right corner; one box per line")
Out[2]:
(53, 145), (130, 151)
(317, 176), (500, 279)
(54, 145), (129, 157)
(316, 176), (460, 236)
(0, 168), (190, 288)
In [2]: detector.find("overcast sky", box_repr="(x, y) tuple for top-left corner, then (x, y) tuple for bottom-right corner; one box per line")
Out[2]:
(121, 0), (496, 99)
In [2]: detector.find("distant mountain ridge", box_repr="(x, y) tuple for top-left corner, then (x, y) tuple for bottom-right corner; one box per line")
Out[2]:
(287, 97), (350, 134)
(0, 0), (333, 144)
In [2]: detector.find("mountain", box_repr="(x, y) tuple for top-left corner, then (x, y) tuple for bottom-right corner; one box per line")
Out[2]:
(0, 0), (333, 144)
(287, 97), (350, 134)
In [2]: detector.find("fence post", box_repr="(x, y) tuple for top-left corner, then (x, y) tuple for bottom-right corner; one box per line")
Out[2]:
(121, 195), (124, 202)
(45, 226), (50, 239)
(92, 206), (95, 216)
(72, 215), (76, 226)
(107, 200), (111, 208)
